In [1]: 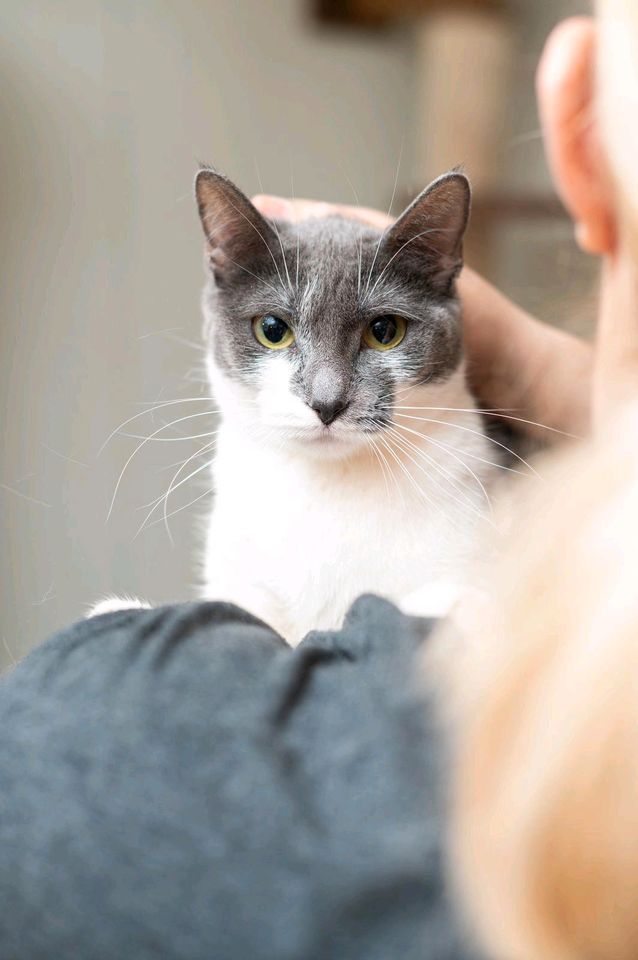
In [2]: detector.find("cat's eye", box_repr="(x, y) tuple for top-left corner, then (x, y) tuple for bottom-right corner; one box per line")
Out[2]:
(253, 314), (295, 350)
(363, 315), (407, 351)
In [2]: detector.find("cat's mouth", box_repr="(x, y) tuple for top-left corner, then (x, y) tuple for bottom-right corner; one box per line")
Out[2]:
(290, 424), (352, 443)
(280, 420), (379, 452)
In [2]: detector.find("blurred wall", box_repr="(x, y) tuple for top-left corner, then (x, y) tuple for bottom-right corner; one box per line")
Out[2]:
(0, 0), (413, 659)
(0, 0), (589, 663)
(498, 0), (595, 333)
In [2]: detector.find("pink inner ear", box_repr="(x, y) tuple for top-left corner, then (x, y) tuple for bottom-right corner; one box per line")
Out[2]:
(210, 247), (229, 269)
(196, 170), (281, 277)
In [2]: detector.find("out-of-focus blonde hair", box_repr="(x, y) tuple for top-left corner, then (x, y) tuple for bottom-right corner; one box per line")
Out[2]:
(452, 406), (638, 960)
(450, 10), (638, 957)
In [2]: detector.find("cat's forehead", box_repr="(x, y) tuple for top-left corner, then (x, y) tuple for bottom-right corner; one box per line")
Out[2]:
(272, 217), (386, 313)
(278, 215), (381, 266)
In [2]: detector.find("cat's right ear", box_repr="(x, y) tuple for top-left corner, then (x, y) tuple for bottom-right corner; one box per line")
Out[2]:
(195, 169), (278, 283)
(382, 172), (471, 295)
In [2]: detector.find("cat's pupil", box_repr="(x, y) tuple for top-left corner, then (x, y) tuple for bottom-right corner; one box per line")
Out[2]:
(371, 316), (397, 345)
(262, 315), (288, 344)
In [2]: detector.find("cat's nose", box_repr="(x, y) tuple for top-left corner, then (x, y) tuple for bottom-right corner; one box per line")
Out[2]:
(310, 397), (349, 426)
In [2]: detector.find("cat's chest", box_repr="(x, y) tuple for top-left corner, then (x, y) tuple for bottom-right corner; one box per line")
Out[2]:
(206, 427), (489, 638)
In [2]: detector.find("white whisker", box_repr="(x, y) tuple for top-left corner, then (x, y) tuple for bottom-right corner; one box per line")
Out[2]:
(289, 158), (301, 290)
(392, 420), (494, 516)
(0, 483), (52, 509)
(394, 413), (542, 479)
(144, 485), (215, 529)
(118, 430), (218, 442)
(367, 434), (392, 504)
(254, 160), (293, 296)
(342, 169), (366, 299)
(364, 137), (403, 295)
(376, 432), (439, 514)
(41, 442), (90, 469)
(98, 397), (218, 456)
(386, 424), (485, 520)
(135, 447), (217, 542)
(106, 410), (216, 523)
(394, 405), (579, 439)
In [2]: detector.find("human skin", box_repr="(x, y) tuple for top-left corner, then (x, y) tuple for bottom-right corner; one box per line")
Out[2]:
(536, 17), (638, 429)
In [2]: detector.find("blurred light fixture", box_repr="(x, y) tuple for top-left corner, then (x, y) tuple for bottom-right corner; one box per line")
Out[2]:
(315, 0), (505, 28)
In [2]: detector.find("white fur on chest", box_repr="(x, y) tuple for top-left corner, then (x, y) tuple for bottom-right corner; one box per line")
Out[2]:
(203, 374), (494, 645)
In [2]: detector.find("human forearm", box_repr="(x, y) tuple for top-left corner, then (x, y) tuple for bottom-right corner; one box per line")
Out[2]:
(459, 267), (592, 441)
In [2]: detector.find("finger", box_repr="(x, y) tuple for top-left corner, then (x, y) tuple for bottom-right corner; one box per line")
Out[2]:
(251, 195), (333, 221)
(334, 204), (394, 230)
(252, 194), (393, 229)
(251, 195), (295, 219)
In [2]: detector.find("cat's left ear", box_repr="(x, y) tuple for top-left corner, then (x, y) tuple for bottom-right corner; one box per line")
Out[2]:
(195, 168), (279, 285)
(381, 172), (471, 294)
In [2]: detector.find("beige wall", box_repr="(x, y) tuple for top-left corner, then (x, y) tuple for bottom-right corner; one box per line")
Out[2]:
(0, 0), (413, 659)
(497, 0), (596, 333)
(0, 0), (588, 663)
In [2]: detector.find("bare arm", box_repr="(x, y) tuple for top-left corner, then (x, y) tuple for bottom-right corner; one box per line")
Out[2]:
(458, 267), (592, 440)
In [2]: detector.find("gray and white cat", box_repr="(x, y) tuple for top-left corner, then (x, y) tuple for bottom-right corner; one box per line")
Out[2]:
(195, 169), (495, 644)
(92, 170), (496, 644)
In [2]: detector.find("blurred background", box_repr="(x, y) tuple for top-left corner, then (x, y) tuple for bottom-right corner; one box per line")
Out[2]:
(0, 0), (591, 663)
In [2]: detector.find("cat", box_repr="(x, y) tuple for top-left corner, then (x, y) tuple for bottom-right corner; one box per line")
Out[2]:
(195, 169), (496, 645)
(91, 169), (498, 644)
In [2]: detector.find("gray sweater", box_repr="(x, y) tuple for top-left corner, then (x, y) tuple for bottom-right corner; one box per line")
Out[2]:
(0, 595), (477, 959)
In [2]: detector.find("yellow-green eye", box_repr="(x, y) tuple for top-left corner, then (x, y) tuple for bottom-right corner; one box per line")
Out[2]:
(363, 315), (407, 351)
(253, 314), (295, 350)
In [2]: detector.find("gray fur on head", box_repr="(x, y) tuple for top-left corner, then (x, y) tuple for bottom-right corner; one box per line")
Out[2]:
(195, 168), (471, 440)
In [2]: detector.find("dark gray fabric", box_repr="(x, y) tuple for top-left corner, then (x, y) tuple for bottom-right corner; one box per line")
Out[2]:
(0, 595), (475, 959)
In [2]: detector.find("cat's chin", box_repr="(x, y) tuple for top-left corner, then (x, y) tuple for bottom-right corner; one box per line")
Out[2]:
(284, 425), (369, 459)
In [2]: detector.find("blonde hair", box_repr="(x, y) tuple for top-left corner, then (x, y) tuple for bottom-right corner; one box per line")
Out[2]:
(451, 404), (638, 960)
(449, 7), (638, 959)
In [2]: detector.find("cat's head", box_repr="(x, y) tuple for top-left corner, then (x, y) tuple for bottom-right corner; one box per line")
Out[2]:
(195, 168), (470, 456)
